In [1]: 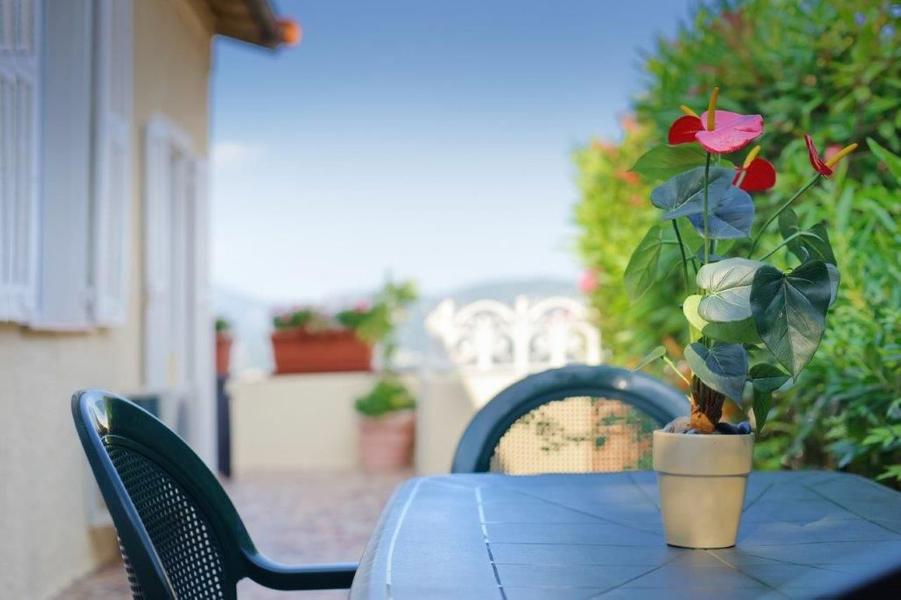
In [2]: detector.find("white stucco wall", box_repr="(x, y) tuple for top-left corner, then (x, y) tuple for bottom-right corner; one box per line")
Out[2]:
(0, 1), (213, 597)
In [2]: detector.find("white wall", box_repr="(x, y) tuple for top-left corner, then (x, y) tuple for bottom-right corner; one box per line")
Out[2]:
(228, 371), (477, 475)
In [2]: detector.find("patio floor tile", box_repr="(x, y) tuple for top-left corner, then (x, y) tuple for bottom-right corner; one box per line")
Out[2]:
(55, 469), (410, 599)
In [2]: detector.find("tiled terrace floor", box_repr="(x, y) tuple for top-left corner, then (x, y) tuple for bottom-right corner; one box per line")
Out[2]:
(57, 469), (411, 599)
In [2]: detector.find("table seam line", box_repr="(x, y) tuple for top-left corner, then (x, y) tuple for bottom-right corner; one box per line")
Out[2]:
(476, 485), (508, 600)
(384, 478), (423, 600)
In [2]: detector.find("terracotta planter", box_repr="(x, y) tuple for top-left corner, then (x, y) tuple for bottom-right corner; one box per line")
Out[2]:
(215, 333), (232, 377)
(653, 430), (754, 548)
(358, 410), (415, 472)
(271, 329), (372, 374)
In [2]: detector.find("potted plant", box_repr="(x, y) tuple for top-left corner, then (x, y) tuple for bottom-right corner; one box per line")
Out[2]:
(270, 307), (373, 374)
(356, 376), (417, 471)
(625, 87), (856, 548)
(353, 280), (418, 471)
(215, 317), (233, 377)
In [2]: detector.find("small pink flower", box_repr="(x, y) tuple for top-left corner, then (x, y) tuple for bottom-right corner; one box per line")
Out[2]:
(579, 270), (599, 294)
(354, 301), (370, 312)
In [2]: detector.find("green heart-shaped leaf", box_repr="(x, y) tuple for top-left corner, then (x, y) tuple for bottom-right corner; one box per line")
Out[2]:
(750, 261), (832, 377)
(684, 342), (749, 401)
(779, 210), (837, 265)
(704, 318), (762, 344)
(683, 294), (761, 344)
(749, 363), (790, 393)
(630, 144), (709, 182)
(753, 388), (771, 434)
(623, 224), (680, 300)
(697, 258), (765, 322)
(633, 346), (666, 371)
(682, 294), (707, 331)
(650, 167), (754, 239)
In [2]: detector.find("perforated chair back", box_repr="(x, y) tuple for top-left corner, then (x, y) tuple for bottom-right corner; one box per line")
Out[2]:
(72, 390), (355, 599)
(451, 364), (689, 474)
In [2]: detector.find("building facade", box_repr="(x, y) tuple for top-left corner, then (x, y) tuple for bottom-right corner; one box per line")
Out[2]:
(0, 1), (281, 597)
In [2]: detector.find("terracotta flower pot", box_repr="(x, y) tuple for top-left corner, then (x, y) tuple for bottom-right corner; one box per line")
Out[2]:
(653, 430), (754, 548)
(271, 329), (372, 374)
(215, 333), (232, 377)
(358, 410), (415, 472)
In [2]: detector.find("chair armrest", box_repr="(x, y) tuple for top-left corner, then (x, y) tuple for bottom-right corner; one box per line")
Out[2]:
(244, 552), (357, 590)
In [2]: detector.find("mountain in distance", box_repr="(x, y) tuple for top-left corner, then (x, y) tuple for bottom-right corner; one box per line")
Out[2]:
(213, 276), (580, 374)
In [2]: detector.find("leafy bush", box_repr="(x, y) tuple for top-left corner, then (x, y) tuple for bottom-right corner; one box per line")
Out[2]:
(575, 0), (899, 483)
(574, 119), (690, 376)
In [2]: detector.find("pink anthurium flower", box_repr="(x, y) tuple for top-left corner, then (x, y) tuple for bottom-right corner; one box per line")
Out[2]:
(805, 134), (858, 177)
(732, 145), (776, 192)
(667, 87), (763, 154)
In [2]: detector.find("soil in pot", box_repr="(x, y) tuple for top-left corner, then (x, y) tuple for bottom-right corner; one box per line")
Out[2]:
(359, 410), (415, 472)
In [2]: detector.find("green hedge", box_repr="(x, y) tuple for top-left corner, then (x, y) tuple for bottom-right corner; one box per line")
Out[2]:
(574, 0), (899, 483)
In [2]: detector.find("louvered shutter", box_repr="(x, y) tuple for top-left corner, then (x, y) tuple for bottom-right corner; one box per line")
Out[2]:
(91, 0), (132, 324)
(143, 118), (172, 388)
(189, 158), (215, 465)
(0, 0), (40, 322)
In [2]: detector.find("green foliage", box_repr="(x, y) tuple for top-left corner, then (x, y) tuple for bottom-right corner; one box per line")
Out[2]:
(353, 280), (418, 416)
(272, 308), (318, 330)
(214, 317), (231, 333)
(272, 280), (417, 356)
(574, 0), (899, 482)
(636, 0), (899, 185)
(573, 122), (689, 371)
(354, 376), (416, 418)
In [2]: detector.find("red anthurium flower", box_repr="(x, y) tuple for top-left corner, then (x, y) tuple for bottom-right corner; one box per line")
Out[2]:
(805, 134), (858, 177)
(668, 113), (703, 144)
(805, 134), (833, 176)
(732, 145), (776, 192)
(667, 87), (763, 154)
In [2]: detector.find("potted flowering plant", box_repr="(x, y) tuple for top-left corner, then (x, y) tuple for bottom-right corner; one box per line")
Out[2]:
(626, 87), (857, 548)
(270, 307), (373, 374)
(215, 317), (233, 377)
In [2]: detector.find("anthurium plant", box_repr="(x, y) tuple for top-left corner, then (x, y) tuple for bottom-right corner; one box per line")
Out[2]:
(629, 87), (857, 435)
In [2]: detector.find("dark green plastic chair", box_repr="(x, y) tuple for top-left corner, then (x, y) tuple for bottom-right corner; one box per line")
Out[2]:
(72, 389), (356, 599)
(452, 364), (690, 473)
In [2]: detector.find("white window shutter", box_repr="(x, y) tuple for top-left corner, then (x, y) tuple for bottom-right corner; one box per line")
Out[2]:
(0, 0), (40, 322)
(33, 0), (94, 330)
(91, 0), (132, 325)
(190, 158), (216, 465)
(143, 118), (172, 388)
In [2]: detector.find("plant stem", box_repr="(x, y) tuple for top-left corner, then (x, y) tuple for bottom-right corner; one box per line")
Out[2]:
(748, 173), (822, 256)
(756, 230), (820, 261)
(702, 153), (712, 265)
(663, 355), (691, 386)
(671, 220), (690, 295)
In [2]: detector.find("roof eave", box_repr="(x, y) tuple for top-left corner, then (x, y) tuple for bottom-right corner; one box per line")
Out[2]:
(208, 0), (282, 50)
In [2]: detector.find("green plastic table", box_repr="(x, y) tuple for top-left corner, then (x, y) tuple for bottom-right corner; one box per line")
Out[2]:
(351, 471), (901, 599)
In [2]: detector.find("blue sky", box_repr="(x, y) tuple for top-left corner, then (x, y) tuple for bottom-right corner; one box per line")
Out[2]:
(210, 0), (693, 302)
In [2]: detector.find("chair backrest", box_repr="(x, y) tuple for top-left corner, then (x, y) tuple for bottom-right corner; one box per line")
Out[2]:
(451, 364), (689, 474)
(72, 390), (260, 600)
